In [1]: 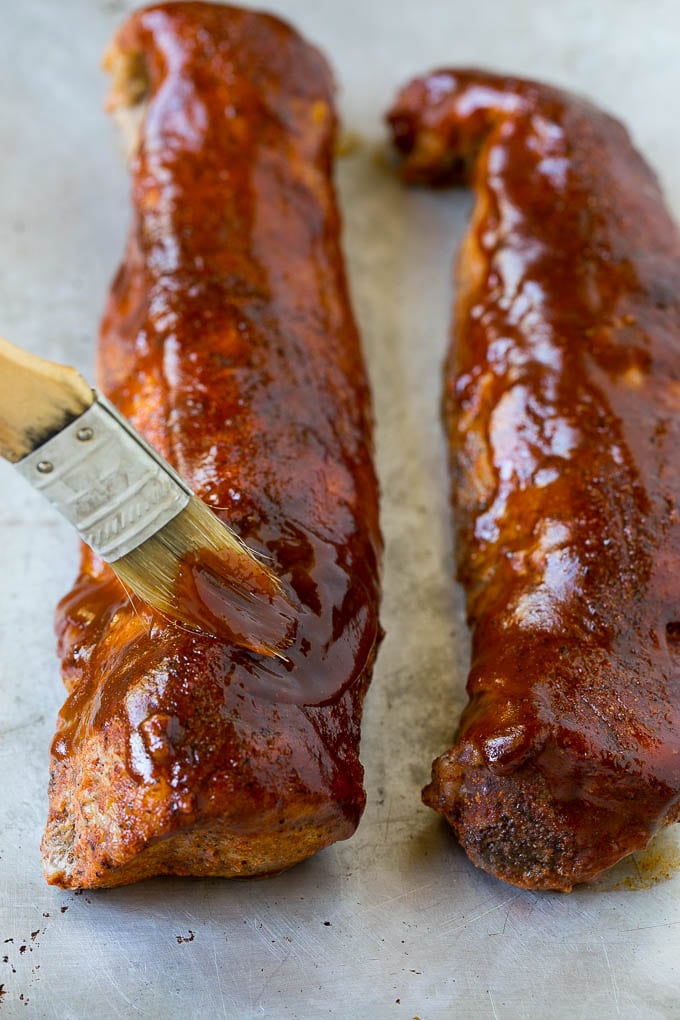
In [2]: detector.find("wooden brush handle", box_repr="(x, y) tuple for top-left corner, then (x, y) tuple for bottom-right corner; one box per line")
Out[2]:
(0, 337), (94, 462)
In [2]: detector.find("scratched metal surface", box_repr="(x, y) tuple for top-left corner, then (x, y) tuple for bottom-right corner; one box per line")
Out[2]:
(2, 0), (680, 1016)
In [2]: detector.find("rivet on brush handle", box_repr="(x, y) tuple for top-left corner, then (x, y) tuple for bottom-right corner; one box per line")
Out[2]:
(0, 336), (94, 462)
(15, 396), (192, 561)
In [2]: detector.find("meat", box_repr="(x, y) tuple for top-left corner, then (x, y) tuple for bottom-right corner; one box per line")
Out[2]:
(388, 69), (680, 890)
(42, 2), (382, 888)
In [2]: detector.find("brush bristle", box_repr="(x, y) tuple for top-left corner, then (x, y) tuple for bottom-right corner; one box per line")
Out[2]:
(111, 496), (293, 656)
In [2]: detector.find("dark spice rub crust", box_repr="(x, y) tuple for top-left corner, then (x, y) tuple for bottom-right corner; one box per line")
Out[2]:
(42, 2), (382, 888)
(388, 69), (680, 891)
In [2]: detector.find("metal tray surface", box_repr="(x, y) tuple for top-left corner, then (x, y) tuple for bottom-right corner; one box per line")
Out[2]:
(1, 1), (680, 1016)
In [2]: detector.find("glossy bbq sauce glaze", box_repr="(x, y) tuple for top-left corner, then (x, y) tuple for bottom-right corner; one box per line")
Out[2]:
(170, 543), (297, 658)
(389, 70), (680, 889)
(43, 2), (381, 886)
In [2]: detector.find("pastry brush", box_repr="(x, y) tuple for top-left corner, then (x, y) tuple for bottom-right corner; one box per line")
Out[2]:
(0, 336), (296, 657)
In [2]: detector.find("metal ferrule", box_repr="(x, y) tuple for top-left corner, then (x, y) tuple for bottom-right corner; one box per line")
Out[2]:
(15, 395), (191, 562)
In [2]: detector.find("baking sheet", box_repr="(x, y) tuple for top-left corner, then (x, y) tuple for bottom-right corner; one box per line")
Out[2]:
(2, 0), (680, 1016)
